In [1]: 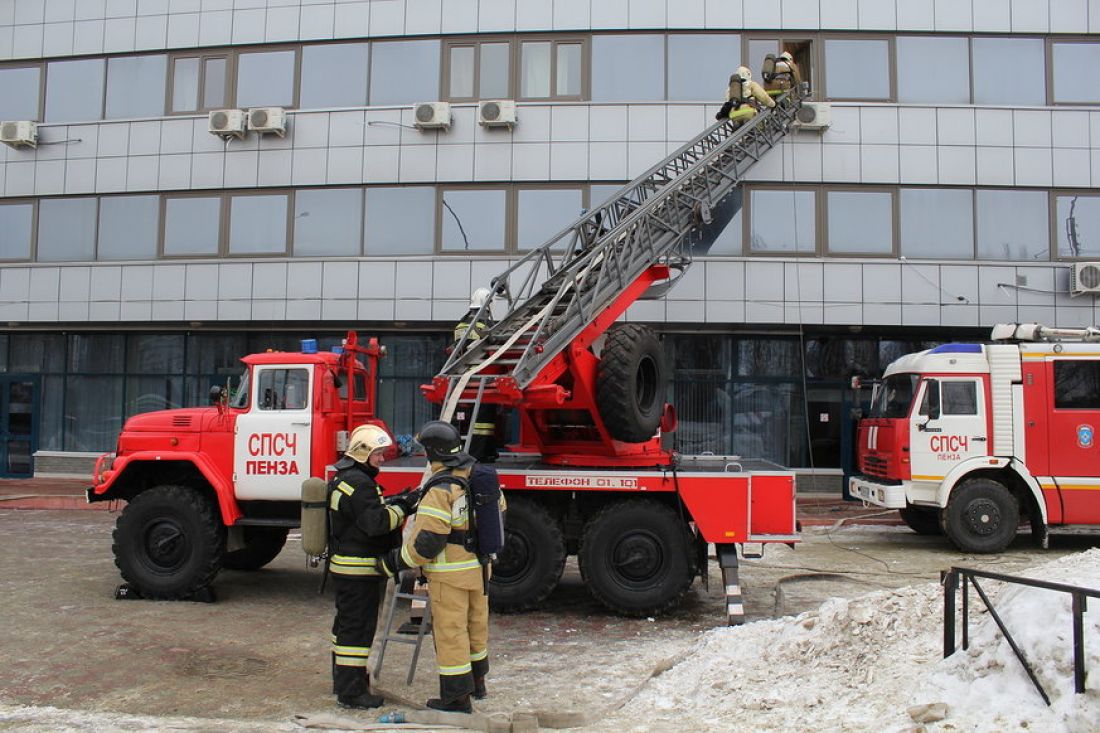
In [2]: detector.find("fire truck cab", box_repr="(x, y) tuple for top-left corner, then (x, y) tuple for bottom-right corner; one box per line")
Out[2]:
(850, 323), (1100, 553)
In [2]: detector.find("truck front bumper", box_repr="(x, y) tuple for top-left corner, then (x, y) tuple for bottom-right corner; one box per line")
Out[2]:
(848, 476), (907, 509)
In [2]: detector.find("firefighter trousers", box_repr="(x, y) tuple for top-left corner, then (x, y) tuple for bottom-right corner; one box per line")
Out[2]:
(331, 575), (384, 699)
(428, 579), (489, 702)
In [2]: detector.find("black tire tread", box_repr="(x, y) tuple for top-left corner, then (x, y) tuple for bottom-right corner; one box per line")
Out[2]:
(222, 527), (289, 571)
(898, 505), (943, 536)
(596, 324), (666, 443)
(578, 499), (693, 617)
(112, 484), (224, 599)
(489, 496), (566, 613)
(943, 478), (1019, 554)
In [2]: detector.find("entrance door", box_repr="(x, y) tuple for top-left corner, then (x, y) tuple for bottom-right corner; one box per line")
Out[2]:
(0, 376), (39, 478)
(805, 384), (842, 469)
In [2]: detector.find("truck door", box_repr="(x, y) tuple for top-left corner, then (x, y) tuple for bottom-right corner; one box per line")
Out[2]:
(909, 377), (988, 485)
(1047, 358), (1100, 523)
(233, 365), (312, 500)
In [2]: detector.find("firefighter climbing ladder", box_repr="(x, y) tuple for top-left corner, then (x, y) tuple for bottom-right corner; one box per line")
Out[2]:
(438, 85), (810, 437)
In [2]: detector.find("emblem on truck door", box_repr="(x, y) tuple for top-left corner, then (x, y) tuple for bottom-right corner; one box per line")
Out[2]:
(1077, 424), (1094, 449)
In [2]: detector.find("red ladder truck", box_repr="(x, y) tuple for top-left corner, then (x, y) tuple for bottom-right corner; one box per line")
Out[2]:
(88, 86), (810, 621)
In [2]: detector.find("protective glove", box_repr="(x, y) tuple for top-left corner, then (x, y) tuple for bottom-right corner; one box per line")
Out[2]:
(386, 488), (420, 515)
(380, 547), (411, 578)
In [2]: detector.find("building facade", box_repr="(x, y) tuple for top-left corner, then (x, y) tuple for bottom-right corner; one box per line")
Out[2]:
(0, 0), (1097, 478)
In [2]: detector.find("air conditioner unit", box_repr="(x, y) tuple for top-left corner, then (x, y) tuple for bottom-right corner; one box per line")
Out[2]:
(413, 101), (451, 130)
(208, 109), (246, 139)
(478, 100), (517, 128)
(793, 102), (831, 131)
(1070, 262), (1100, 296)
(0, 120), (37, 149)
(247, 107), (287, 137)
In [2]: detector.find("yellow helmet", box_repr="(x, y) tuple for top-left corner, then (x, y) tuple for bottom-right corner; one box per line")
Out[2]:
(346, 424), (393, 462)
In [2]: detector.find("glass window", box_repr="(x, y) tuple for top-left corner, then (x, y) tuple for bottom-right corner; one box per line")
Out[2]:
(696, 189), (743, 256)
(186, 333), (247, 374)
(827, 191), (893, 255)
(9, 334), (65, 373)
(300, 43), (369, 109)
(171, 57), (200, 112)
(668, 34), (741, 101)
(825, 39), (890, 100)
(37, 198), (97, 262)
(65, 376), (123, 451)
(941, 381), (978, 415)
(98, 195), (160, 261)
(164, 196), (221, 256)
(237, 50), (296, 108)
(976, 190), (1048, 261)
(449, 45), (475, 99)
(1054, 361), (1100, 409)
(44, 58), (105, 123)
(105, 55), (167, 119)
(591, 35), (665, 102)
(521, 41), (551, 98)
(1052, 43), (1100, 104)
(203, 57), (228, 109)
(126, 375), (183, 417)
(482, 42), (511, 98)
(69, 334), (124, 373)
(896, 36), (970, 104)
(294, 188), (362, 256)
(257, 368), (310, 410)
(748, 39), (780, 82)
(1057, 195), (1100, 258)
(0, 203), (34, 260)
(737, 339), (800, 376)
(0, 66), (41, 120)
(972, 38), (1045, 106)
(517, 188), (583, 251)
(806, 338), (879, 379)
(364, 187), (436, 255)
(749, 190), (815, 253)
(370, 40), (441, 106)
(127, 335), (184, 373)
(900, 189), (973, 259)
(441, 189), (507, 251)
(556, 42), (582, 97)
(229, 194), (289, 255)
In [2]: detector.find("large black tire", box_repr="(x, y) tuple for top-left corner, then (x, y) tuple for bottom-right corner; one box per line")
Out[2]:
(578, 500), (694, 617)
(112, 485), (225, 599)
(596, 324), (667, 443)
(488, 497), (566, 612)
(222, 526), (289, 571)
(943, 478), (1019, 554)
(899, 505), (943, 536)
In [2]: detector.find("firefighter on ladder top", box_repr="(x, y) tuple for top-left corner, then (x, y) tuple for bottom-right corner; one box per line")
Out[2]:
(452, 287), (500, 463)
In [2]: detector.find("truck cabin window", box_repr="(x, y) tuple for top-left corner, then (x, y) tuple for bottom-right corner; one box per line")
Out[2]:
(230, 369), (250, 409)
(257, 368), (309, 410)
(870, 374), (919, 418)
(1054, 360), (1100, 409)
(940, 381), (978, 415)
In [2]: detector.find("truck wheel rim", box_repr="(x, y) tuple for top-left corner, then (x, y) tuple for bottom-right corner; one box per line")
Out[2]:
(964, 499), (1001, 537)
(142, 519), (189, 572)
(493, 530), (529, 584)
(611, 530), (664, 585)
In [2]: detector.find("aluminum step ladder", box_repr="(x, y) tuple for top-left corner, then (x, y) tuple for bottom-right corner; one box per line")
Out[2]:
(435, 85), (810, 423)
(372, 581), (433, 685)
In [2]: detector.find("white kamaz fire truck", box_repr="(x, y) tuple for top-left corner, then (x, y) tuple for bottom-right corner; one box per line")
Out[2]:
(850, 323), (1100, 553)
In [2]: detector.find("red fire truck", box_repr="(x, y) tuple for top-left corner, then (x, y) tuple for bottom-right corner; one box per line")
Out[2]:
(88, 88), (810, 620)
(850, 322), (1100, 553)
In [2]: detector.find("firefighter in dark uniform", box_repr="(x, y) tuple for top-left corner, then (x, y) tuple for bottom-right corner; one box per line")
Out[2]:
(328, 424), (419, 709)
(382, 421), (491, 714)
(453, 287), (499, 462)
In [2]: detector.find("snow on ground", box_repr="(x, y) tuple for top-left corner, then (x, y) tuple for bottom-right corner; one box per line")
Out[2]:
(588, 549), (1100, 733)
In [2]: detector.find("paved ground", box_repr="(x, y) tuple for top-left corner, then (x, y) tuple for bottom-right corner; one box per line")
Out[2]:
(2, 488), (1093, 732)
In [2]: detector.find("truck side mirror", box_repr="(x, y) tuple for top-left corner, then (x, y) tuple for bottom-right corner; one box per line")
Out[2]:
(925, 379), (940, 420)
(209, 385), (225, 405)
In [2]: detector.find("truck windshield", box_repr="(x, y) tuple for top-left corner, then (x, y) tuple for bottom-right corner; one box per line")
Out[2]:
(869, 374), (918, 418)
(229, 369), (250, 409)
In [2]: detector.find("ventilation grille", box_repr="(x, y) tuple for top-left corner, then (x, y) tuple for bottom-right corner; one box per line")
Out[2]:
(172, 415), (193, 428)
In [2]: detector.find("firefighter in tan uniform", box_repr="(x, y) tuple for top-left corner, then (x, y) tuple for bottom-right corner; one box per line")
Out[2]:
(763, 51), (803, 96)
(382, 421), (491, 714)
(717, 66), (775, 126)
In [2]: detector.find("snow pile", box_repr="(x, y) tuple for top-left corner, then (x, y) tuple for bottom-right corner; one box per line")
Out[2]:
(603, 549), (1100, 733)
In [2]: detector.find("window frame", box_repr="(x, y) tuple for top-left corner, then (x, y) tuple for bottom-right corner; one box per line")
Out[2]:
(0, 61), (46, 121)
(743, 184), (822, 257)
(36, 195), (100, 262)
(167, 51), (236, 115)
(514, 183), (588, 253)
(970, 35), (1046, 107)
(898, 185), (977, 261)
(291, 185), (365, 257)
(822, 186), (898, 258)
(894, 34), (971, 105)
(233, 44), (302, 111)
(1047, 37), (1100, 106)
(43, 57), (108, 124)
(297, 40), (372, 111)
(442, 37), (515, 103)
(225, 189), (294, 258)
(159, 192), (227, 259)
(436, 185), (513, 254)
(0, 198), (39, 263)
(818, 33), (894, 102)
(516, 34), (589, 102)
(742, 34), (821, 99)
(1050, 189), (1100, 261)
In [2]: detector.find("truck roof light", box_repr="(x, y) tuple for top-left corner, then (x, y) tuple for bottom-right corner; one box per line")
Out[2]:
(301, 339), (318, 354)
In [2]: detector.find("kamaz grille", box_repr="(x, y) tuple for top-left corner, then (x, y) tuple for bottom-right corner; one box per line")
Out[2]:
(862, 455), (888, 478)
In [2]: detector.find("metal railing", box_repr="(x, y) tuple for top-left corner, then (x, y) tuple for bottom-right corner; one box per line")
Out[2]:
(942, 566), (1099, 703)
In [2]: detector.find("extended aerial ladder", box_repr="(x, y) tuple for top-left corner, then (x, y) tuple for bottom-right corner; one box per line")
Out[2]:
(422, 85), (811, 466)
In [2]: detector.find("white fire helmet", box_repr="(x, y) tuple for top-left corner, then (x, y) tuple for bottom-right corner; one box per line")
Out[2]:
(469, 287), (491, 309)
(346, 424), (393, 462)
(737, 66), (752, 81)
(779, 51), (794, 63)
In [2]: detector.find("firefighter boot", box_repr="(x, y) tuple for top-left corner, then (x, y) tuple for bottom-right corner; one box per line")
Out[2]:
(338, 691), (384, 710)
(427, 695), (473, 714)
(473, 676), (487, 700)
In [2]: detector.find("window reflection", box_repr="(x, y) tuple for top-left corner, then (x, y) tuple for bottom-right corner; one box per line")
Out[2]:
(897, 36), (969, 104)
(441, 189), (507, 251)
(0, 66), (41, 120)
(824, 39), (890, 100)
(976, 190), (1048, 261)
(164, 196), (221, 256)
(591, 35), (664, 102)
(827, 191), (893, 255)
(38, 198), (98, 262)
(300, 44), (369, 108)
(98, 196), (160, 261)
(900, 189), (973, 259)
(972, 38), (1045, 106)
(236, 50), (295, 108)
(106, 55), (167, 118)
(750, 190), (815, 253)
(1057, 195), (1100, 258)
(521, 42), (551, 98)
(0, 203), (34, 260)
(1052, 43), (1100, 104)
(449, 45), (475, 98)
(44, 59), (105, 123)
